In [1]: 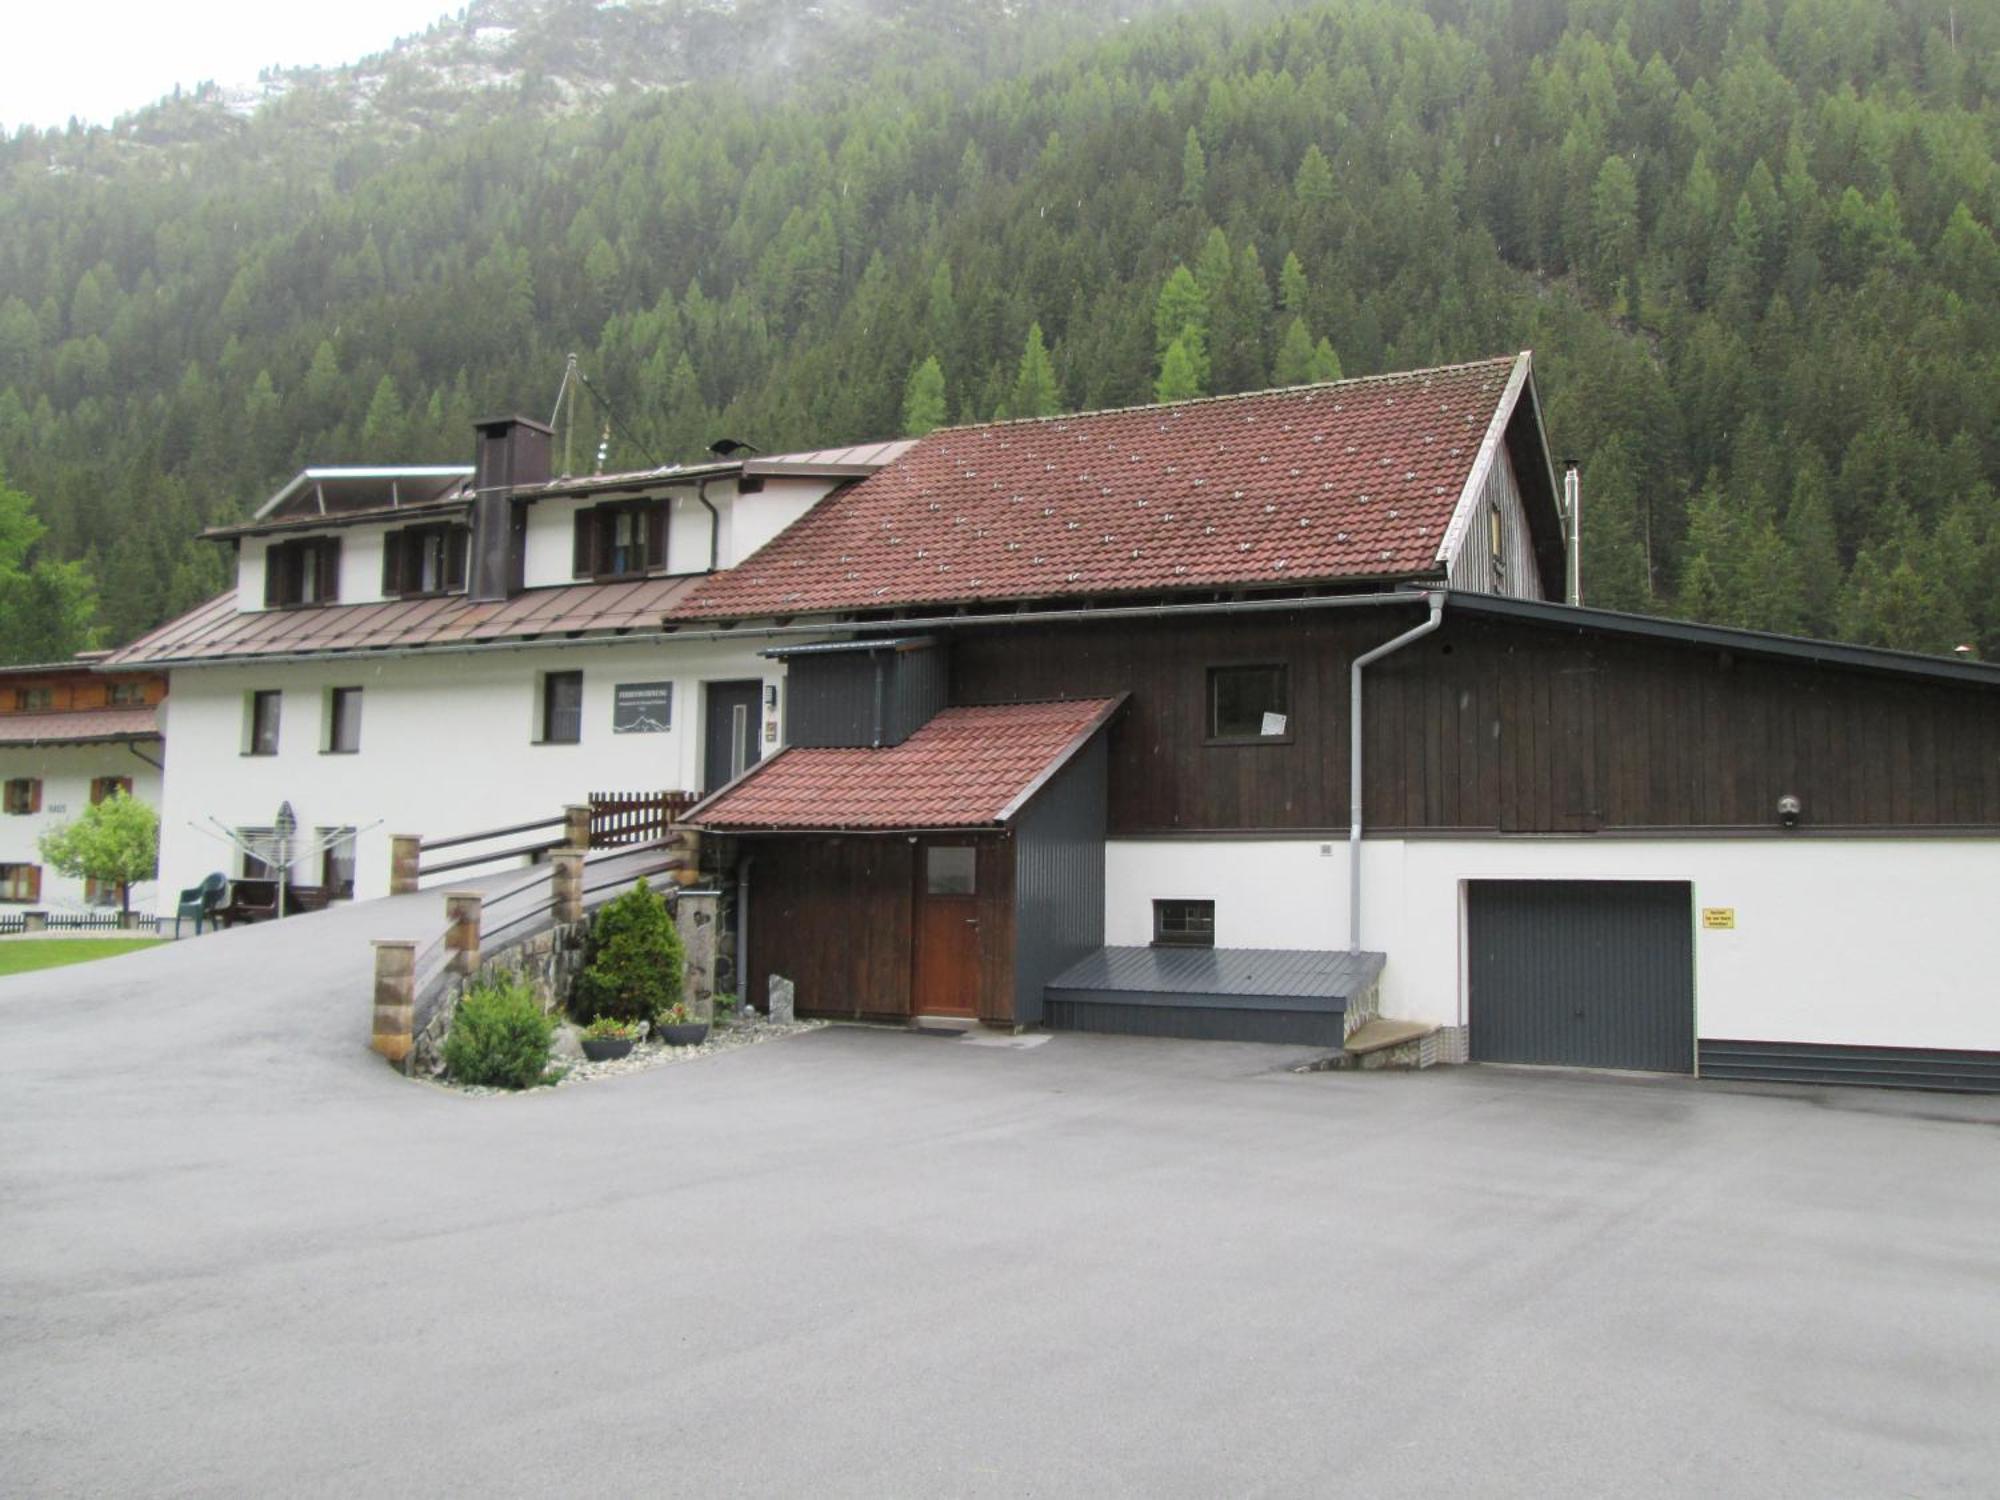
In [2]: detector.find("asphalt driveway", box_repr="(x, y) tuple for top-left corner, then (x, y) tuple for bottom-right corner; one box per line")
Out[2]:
(3, 894), (1997, 1497)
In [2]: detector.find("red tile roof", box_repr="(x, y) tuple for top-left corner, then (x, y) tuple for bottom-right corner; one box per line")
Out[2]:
(691, 697), (1121, 831)
(0, 707), (160, 746)
(672, 356), (1524, 620)
(103, 575), (707, 667)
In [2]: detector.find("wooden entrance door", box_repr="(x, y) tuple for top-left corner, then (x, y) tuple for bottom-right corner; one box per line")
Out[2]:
(912, 842), (981, 1017)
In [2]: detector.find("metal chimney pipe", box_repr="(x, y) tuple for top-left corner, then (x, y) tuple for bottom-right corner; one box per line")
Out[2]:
(1563, 460), (1582, 607)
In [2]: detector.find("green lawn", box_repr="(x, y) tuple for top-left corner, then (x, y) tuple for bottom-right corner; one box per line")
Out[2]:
(0, 939), (166, 976)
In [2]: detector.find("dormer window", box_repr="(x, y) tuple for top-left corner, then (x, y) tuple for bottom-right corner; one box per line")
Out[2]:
(573, 501), (666, 581)
(265, 537), (341, 608)
(381, 524), (469, 597)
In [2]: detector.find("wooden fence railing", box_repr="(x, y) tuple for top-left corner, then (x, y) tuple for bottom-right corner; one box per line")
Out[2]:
(588, 790), (699, 848)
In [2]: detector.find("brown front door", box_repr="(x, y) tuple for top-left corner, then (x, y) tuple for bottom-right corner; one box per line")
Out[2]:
(912, 842), (981, 1016)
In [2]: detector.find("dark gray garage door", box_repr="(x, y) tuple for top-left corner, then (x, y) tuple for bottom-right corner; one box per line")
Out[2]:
(1467, 880), (1693, 1074)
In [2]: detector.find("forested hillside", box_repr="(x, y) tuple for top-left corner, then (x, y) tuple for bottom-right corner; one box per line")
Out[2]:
(1, 0), (1996, 659)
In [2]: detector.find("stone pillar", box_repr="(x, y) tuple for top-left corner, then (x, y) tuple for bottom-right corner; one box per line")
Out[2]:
(768, 974), (795, 1025)
(444, 890), (483, 977)
(371, 940), (416, 1064)
(676, 888), (719, 1021)
(670, 827), (703, 886)
(551, 850), (584, 925)
(389, 835), (422, 896)
(563, 803), (592, 852)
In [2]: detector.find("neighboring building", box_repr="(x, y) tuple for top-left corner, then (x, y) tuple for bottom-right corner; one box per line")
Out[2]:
(0, 660), (168, 915)
(681, 353), (2000, 1091)
(105, 416), (910, 904)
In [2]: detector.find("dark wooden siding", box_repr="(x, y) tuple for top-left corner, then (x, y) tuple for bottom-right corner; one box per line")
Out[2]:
(948, 610), (2000, 835)
(746, 832), (1015, 1022)
(785, 646), (948, 749)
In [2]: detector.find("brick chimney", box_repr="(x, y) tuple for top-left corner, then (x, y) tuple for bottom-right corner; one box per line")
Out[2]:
(469, 415), (553, 602)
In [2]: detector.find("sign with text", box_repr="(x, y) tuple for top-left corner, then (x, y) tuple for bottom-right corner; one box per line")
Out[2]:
(612, 681), (674, 734)
(1700, 907), (1736, 930)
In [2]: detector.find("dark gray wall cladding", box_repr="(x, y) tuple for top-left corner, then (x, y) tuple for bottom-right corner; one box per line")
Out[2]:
(1467, 880), (1695, 1073)
(1699, 1040), (2000, 1094)
(1010, 732), (1107, 1027)
(784, 644), (949, 749)
(1044, 998), (1345, 1047)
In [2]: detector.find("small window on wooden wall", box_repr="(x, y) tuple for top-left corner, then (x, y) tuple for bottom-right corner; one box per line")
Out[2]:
(15, 686), (54, 712)
(1153, 899), (1215, 947)
(264, 538), (341, 607)
(106, 681), (147, 707)
(3, 778), (41, 815)
(573, 501), (666, 580)
(925, 846), (977, 896)
(1207, 664), (1290, 741)
(1488, 499), (1505, 581)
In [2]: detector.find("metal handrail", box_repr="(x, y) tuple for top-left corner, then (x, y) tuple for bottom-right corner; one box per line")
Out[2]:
(418, 837), (566, 879)
(421, 815), (565, 854)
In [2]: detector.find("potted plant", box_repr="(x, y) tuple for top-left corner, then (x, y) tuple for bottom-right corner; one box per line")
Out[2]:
(581, 1016), (642, 1062)
(657, 1002), (710, 1048)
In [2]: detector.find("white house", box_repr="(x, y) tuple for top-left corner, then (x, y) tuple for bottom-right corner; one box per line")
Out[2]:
(0, 659), (167, 917)
(106, 416), (910, 904)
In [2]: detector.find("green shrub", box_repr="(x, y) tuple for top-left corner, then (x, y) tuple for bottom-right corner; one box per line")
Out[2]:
(573, 879), (684, 1026)
(442, 972), (555, 1089)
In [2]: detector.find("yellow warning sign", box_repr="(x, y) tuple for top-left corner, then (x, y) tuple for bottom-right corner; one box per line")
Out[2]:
(1701, 907), (1736, 930)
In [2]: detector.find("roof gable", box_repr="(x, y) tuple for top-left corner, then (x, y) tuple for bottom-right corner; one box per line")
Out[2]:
(672, 356), (1534, 621)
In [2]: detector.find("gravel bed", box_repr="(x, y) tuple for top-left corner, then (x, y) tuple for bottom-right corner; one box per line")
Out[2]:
(439, 1018), (825, 1097)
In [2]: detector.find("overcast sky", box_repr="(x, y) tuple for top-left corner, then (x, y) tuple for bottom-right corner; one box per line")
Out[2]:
(5, 0), (455, 130)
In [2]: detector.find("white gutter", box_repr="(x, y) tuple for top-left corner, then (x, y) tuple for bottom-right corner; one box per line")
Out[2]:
(1349, 590), (1446, 953)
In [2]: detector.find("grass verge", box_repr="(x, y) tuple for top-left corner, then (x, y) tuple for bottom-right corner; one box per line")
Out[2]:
(0, 939), (166, 976)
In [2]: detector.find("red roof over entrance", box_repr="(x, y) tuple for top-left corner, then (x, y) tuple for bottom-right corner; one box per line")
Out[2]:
(689, 698), (1122, 831)
(670, 356), (1521, 620)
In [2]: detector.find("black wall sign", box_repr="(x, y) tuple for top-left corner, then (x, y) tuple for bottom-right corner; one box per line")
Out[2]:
(612, 681), (674, 733)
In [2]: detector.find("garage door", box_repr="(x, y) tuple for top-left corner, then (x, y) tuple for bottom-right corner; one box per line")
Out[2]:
(1467, 880), (1693, 1073)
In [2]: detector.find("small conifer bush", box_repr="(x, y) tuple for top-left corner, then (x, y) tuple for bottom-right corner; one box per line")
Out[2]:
(573, 879), (684, 1026)
(442, 972), (555, 1089)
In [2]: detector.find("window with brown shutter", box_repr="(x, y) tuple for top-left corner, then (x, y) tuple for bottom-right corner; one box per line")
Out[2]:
(0, 864), (40, 903)
(3, 778), (40, 815)
(89, 776), (133, 805)
(265, 538), (342, 607)
(383, 525), (468, 597)
(572, 501), (665, 580)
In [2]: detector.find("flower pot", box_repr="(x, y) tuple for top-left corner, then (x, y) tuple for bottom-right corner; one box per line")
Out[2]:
(659, 1022), (711, 1047)
(581, 1036), (637, 1062)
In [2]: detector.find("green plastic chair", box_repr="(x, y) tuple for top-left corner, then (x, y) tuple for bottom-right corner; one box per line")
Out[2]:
(175, 873), (228, 937)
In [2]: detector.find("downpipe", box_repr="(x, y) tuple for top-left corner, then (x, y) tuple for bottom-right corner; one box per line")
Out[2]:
(1348, 591), (1446, 954)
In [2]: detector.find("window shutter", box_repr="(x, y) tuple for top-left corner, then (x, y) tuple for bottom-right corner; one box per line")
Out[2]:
(646, 504), (667, 573)
(573, 509), (595, 578)
(316, 538), (341, 602)
(264, 546), (282, 607)
(115, 777), (132, 800)
(27, 866), (40, 904)
(29, 779), (41, 814)
(446, 529), (469, 591)
(90, 778), (105, 805)
(382, 532), (405, 596)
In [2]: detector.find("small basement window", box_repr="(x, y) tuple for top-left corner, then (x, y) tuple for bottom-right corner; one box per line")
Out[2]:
(1207, 664), (1289, 741)
(325, 687), (363, 754)
(245, 690), (282, 756)
(539, 670), (584, 745)
(925, 846), (977, 896)
(1153, 899), (1215, 948)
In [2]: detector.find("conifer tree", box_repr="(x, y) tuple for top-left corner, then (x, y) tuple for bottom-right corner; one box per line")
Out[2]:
(1004, 323), (1059, 419)
(901, 355), (947, 436)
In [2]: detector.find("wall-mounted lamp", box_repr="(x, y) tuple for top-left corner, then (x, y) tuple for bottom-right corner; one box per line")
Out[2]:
(1776, 794), (1802, 830)
(765, 685), (779, 711)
